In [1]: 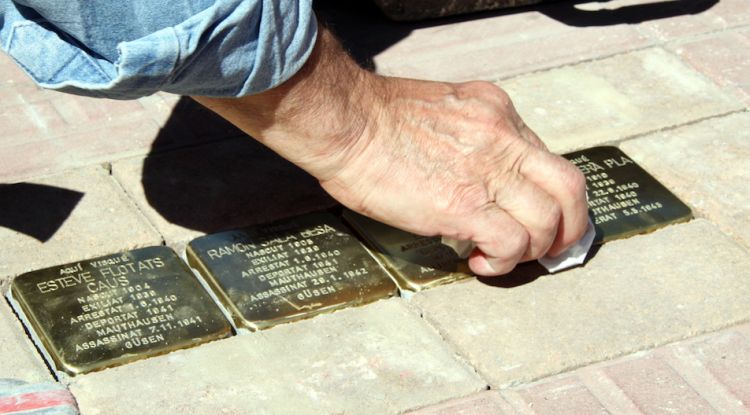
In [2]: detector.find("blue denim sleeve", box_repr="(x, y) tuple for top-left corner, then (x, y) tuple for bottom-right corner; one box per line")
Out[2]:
(0, 0), (317, 99)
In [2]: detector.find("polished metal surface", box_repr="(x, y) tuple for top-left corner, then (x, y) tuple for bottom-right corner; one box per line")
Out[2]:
(342, 211), (471, 292)
(186, 211), (396, 331)
(565, 146), (693, 243)
(10, 246), (232, 376)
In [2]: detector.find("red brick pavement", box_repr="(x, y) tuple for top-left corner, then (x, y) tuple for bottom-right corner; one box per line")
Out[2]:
(413, 323), (750, 414)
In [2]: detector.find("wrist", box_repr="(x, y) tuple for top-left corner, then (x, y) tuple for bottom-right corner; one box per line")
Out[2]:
(193, 24), (383, 181)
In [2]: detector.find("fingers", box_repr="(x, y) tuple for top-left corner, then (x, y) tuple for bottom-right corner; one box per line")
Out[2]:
(518, 148), (589, 256)
(492, 174), (561, 260)
(461, 204), (529, 276)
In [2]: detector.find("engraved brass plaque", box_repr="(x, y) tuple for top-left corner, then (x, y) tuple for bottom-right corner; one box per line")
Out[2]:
(8, 246), (232, 377)
(186, 212), (396, 331)
(564, 146), (692, 243)
(342, 210), (471, 292)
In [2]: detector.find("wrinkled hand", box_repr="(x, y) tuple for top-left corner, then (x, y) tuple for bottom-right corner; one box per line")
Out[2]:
(194, 25), (588, 276)
(321, 77), (588, 275)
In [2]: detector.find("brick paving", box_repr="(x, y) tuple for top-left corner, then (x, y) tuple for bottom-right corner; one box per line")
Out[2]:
(414, 324), (750, 414)
(1, 0), (749, 413)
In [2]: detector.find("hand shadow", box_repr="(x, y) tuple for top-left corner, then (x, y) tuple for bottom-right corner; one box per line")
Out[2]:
(0, 183), (84, 242)
(477, 243), (603, 288)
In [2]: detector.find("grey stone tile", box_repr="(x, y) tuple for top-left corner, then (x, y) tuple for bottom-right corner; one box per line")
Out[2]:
(111, 138), (336, 253)
(501, 48), (743, 153)
(412, 220), (750, 388)
(621, 111), (750, 249)
(68, 299), (486, 414)
(0, 166), (162, 282)
(0, 300), (52, 381)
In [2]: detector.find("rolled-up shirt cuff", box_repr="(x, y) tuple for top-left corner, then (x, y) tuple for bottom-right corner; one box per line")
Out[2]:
(0, 0), (317, 99)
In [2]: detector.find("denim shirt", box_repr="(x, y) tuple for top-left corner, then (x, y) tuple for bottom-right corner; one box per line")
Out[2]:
(0, 0), (317, 99)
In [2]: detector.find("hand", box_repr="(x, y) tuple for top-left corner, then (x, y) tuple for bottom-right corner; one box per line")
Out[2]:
(193, 25), (588, 276)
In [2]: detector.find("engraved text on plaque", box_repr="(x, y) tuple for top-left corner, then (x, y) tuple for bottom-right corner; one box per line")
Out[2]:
(564, 146), (692, 243)
(186, 212), (396, 331)
(8, 246), (232, 377)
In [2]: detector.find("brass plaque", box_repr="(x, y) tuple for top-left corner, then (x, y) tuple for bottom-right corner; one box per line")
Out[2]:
(564, 146), (692, 243)
(342, 210), (471, 292)
(8, 246), (232, 377)
(186, 212), (396, 331)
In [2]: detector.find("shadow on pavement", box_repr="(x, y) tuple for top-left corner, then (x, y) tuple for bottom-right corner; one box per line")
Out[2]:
(0, 183), (83, 242)
(540, 0), (718, 27)
(316, 0), (720, 70)
(133, 0), (720, 242)
(1, 0), (718, 241)
(477, 243), (602, 288)
(138, 98), (335, 235)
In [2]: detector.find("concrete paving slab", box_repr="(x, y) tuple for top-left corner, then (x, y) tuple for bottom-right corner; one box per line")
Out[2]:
(670, 29), (750, 106)
(407, 392), (513, 415)
(111, 138), (337, 253)
(67, 299), (486, 414)
(0, 60), (245, 183)
(0, 165), (162, 282)
(621, 111), (750, 249)
(412, 220), (750, 388)
(706, 0), (750, 30)
(584, 0), (750, 42)
(501, 47), (743, 153)
(0, 299), (52, 382)
(0, 117), (164, 183)
(374, 9), (651, 81)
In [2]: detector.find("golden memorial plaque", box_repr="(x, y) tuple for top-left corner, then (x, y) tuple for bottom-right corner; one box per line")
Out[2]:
(342, 210), (471, 292)
(7, 246), (232, 377)
(564, 146), (692, 243)
(186, 211), (397, 331)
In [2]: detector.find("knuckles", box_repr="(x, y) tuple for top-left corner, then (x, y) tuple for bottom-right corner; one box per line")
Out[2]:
(457, 80), (511, 104)
(439, 182), (493, 219)
(505, 228), (530, 261)
(560, 165), (589, 246)
(452, 83), (525, 149)
(563, 165), (587, 201)
(538, 202), (563, 239)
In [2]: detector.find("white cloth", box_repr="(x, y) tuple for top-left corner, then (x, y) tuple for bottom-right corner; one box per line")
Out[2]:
(442, 218), (596, 273)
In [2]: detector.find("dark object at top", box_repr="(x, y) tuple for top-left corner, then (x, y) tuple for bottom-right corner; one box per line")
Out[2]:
(372, 0), (552, 20)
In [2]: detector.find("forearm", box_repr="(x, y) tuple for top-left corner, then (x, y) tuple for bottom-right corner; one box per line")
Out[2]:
(192, 25), (378, 181)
